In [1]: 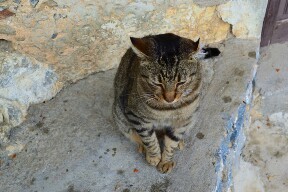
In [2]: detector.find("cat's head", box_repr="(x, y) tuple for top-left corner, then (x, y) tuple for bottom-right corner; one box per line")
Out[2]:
(130, 33), (201, 108)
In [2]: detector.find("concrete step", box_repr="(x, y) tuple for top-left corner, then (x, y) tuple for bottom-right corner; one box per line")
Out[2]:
(0, 38), (260, 192)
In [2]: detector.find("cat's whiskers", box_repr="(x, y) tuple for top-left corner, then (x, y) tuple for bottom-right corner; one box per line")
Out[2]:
(145, 97), (157, 105)
(179, 97), (190, 108)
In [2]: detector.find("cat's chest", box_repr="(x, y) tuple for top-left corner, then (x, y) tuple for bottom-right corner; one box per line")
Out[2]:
(143, 107), (192, 128)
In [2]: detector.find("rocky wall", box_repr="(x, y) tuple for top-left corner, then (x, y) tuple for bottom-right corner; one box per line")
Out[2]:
(0, 0), (268, 141)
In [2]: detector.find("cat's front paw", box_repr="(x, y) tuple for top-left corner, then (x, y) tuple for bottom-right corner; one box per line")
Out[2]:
(157, 161), (176, 174)
(146, 154), (161, 166)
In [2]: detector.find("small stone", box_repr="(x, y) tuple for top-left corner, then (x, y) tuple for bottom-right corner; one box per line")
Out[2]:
(9, 153), (17, 159)
(248, 51), (256, 58)
(117, 169), (124, 174)
(0, 0), (7, 3)
(30, 0), (39, 8)
(13, 0), (21, 4)
(51, 33), (58, 39)
(196, 132), (205, 139)
(222, 96), (232, 103)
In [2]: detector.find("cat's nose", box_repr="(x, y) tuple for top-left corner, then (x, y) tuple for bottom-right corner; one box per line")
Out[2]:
(163, 91), (176, 103)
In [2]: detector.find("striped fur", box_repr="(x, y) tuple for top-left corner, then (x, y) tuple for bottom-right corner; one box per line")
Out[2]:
(112, 33), (219, 173)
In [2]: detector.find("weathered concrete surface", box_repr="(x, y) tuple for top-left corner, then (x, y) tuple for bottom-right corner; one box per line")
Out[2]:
(234, 42), (288, 192)
(0, 0), (268, 142)
(218, 0), (268, 39)
(0, 39), (260, 192)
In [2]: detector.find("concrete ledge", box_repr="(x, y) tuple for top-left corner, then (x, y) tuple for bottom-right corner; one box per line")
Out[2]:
(238, 42), (288, 191)
(0, 38), (259, 192)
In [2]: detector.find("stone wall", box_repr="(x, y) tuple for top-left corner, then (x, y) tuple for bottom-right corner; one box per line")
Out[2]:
(0, 0), (268, 141)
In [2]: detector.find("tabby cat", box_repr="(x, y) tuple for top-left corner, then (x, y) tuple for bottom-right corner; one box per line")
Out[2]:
(112, 33), (220, 173)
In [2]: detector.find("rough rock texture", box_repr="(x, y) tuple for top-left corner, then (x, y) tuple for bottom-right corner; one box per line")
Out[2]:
(0, 39), (260, 192)
(1, 0), (231, 85)
(0, 40), (60, 142)
(0, 0), (268, 140)
(194, 0), (230, 7)
(218, 0), (268, 39)
(234, 43), (288, 192)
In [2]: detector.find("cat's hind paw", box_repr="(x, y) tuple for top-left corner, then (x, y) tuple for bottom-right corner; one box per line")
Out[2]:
(157, 161), (176, 174)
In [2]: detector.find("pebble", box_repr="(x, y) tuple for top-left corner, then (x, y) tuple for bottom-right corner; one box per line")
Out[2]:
(13, 0), (21, 4)
(51, 33), (58, 39)
(30, 0), (39, 8)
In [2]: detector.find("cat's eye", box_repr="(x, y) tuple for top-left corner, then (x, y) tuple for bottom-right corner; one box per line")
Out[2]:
(152, 82), (164, 88)
(189, 72), (196, 77)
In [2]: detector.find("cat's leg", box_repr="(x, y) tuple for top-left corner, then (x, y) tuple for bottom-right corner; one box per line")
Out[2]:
(136, 128), (161, 166)
(113, 105), (145, 153)
(127, 129), (145, 154)
(113, 105), (160, 165)
(157, 127), (185, 173)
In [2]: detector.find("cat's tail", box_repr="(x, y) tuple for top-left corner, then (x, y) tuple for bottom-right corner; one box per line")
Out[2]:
(195, 47), (221, 60)
(201, 48), (221, 59)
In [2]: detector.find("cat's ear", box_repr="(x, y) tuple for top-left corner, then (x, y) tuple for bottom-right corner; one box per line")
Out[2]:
(181, 38), (200, 55)
(191, 38), (200, 52)
(130, 37), (153, 58)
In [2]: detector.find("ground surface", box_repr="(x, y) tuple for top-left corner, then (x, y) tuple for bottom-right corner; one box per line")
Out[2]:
(234, 42), (288, 192)
(0, 39), (259, 192)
